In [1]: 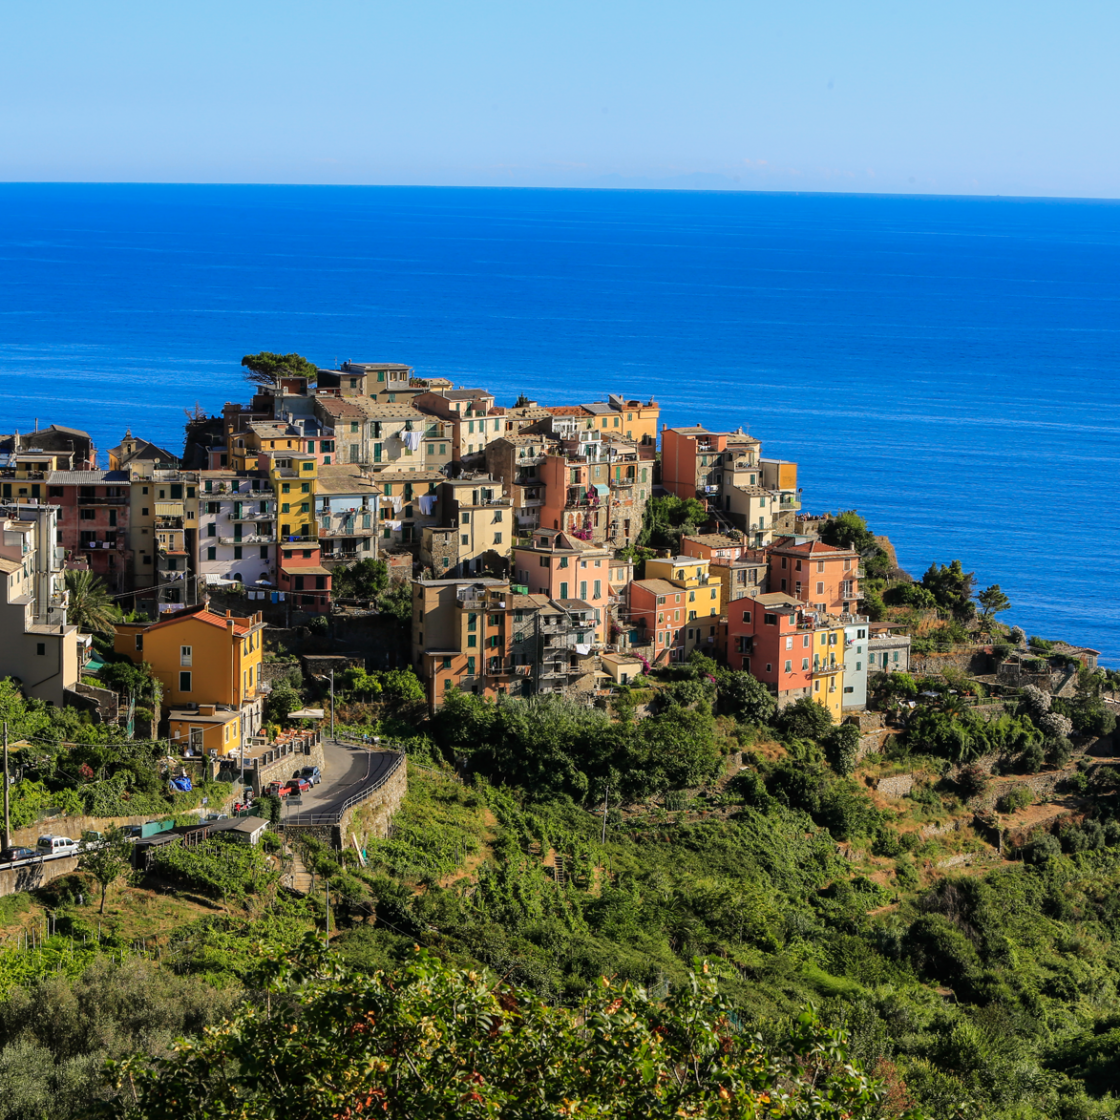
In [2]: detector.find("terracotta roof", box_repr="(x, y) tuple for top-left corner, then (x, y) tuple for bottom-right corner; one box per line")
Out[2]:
(145, 605), (257, 634)
(769, 537), (856, 557)
(316, 466), (381, 496)
(545, 406), (592, 417)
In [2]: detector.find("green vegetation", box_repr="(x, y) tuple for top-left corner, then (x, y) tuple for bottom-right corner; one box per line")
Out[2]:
(637, 494), (708, 552)
(240, 350), (318, 387)
(114, 946), (918, 1120)
(63, 569), (119, 634)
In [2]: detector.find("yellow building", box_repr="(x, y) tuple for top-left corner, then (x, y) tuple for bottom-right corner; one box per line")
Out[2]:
(643, 554), (722, 655)
(811, 620), (846, 721)
(115, 604), (267, 749)
(266, 452), (319, 542)
(168, 703), (242, 757)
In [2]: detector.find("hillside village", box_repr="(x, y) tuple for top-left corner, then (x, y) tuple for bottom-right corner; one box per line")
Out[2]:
(0, 356), (1105, 734)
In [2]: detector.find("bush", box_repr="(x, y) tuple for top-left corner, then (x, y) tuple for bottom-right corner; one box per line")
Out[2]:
(998, 785), (1034, 813)
(776, 697), (833, 742)
(823, 723), (861, 776)
(1040, 711), (1074, 740)
(956, 764), (988, 798)
(1018, 741), (1045, 774)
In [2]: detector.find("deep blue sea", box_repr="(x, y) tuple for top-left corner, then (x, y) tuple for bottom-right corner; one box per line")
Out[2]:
(0, 184), (1117, 664)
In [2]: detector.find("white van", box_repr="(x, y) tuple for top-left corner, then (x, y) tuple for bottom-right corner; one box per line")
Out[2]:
(36, 835), (80, 857)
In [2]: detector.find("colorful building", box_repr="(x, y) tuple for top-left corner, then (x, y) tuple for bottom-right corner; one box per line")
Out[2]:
(114, 604), (267, 745)
(277, 542), (332, 613)
(768, 538), (862, 616)
(512, 529), (610, 645)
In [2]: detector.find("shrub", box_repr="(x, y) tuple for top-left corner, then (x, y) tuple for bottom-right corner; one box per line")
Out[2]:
(776, 697), (833, 742)
(998, 785), (1034, 813)
(956, 764), (988, 798)
(1040, 711), (1074, 740)
(1018, 742), (1045, 774)
(1009, 626), (1026, 645)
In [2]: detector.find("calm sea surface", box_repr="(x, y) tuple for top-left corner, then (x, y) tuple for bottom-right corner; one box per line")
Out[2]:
(0, 184), (1117, 663)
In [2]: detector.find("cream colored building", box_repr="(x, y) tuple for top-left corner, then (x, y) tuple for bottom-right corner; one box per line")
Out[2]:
(0, 505), (79, 707)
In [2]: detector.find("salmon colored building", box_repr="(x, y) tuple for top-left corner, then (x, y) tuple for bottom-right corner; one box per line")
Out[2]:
(511, 529), (609, 644)
(277, 542), (332, 613)
(768, 538), (862, 616)
(725, 593), (816, 708)
(627, 579), (688, 664)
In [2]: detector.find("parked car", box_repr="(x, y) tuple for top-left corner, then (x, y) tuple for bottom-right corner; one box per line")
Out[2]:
(281, 778), (310, 796)
(299, 766), (322, 787)
(265, 781), (291, 798)
(36, 835), (80, 857)
(0, 846), (35, 864)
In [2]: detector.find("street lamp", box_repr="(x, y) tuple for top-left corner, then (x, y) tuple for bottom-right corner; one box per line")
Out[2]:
(315, 671), (335, 740)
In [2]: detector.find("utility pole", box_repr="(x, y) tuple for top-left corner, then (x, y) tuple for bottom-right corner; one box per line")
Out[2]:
(600, 784), (609, 846)
(2, 722), (9, 849)
(329, 669), (335, 740)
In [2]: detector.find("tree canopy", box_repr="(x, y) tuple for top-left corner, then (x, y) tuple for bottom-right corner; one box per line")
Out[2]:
(64, 569), (118, 634)
(976, 584), (1011, 625)
(920, 560), (976, 620)
(112, 946), (922, 1120)
(240, 351), (319, 388)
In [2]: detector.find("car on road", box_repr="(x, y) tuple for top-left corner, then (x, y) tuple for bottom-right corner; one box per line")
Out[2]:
(36, 835), (81, 857)
(299, 766), (322, 787)
(281, 778), (310, 796)
(265, 781), (292, 798)
(0, 846), (36, 864)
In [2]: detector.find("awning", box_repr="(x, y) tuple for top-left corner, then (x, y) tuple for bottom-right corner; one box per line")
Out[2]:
(287, 708), (325, 720)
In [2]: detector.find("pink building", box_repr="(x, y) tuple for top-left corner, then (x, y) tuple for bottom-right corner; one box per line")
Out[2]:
(511, 529), (609, 645)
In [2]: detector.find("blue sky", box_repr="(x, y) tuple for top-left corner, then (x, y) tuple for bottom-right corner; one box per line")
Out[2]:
(2, 0), (1117, 197)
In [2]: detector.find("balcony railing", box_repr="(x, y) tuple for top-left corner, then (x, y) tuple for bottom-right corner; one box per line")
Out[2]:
(218, 533), (276, 545)
(77, 495), (128, 506)
(229, 509), (274, 521)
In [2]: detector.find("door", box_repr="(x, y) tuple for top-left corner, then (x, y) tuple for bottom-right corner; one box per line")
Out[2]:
(189, 727), (204, 755)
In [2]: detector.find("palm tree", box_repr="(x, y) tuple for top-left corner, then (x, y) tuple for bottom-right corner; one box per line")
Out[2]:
(64, 569), (118, 633)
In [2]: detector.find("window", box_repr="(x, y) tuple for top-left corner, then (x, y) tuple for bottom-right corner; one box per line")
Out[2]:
(179, 671), (192, 692)
(207, 523), (216, 537)
(442, 656), (452, 670)
(233, 546), (243, 559)
(817, 560), (825, 573)
(856, 661), (862, 670)
(802, 658), (809, 670)
(302, 461), (313, 471)
(180, 645), (192, 666)
(461, 534), (469, 545)
(494, 532), (502, 544)
(466, 657), (475, 675)
(763, 613), (777, 625)
(135, 635), (143, 652)
(816, 581), (824, 594)
(742, 610), (751, 623)
(784, 660), (792, 673)
(207, 546), (216, 560)
(593, 579), (600, 599)
(260, 546), (268, 559)
(785, 636), (793, 650)
(36, 643), (45, 656)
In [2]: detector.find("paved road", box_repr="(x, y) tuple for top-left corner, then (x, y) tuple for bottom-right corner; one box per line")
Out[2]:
(283, 740), (400, 823)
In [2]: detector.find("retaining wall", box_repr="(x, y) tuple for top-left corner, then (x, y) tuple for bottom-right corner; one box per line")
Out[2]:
(876, 774), (915, 799)
(0, 854), (80, 899)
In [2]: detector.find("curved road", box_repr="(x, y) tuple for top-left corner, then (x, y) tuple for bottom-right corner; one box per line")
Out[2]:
(282, 740), (400, 824)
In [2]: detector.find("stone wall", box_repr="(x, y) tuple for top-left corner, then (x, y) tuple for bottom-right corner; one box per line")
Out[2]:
(911, 649), (993, 677)
(342, 755), (408, 847)
(68, 683), (119, 725)
(300, 654), (364, 678)
(967, 769), (1076, 813)
(876, 774), (915, 799)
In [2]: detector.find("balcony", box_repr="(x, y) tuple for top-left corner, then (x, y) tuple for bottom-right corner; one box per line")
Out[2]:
(812, 661), (845, 675)
(218, 533), (276, 546)
(158, 569), (188, 583)
(319, 525), (375, 539)
(77, 495), (128, 506)
(229, 509), (274, 522)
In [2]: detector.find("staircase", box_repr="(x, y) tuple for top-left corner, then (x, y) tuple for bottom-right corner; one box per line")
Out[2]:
(286, 851), (314, 894)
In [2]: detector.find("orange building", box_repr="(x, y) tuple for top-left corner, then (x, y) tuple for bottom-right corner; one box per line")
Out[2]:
(724, 593), (816, 707)
(768, 538), (862, 615)
(627, 579), (688, 664)
(114, 604), (267, 748)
